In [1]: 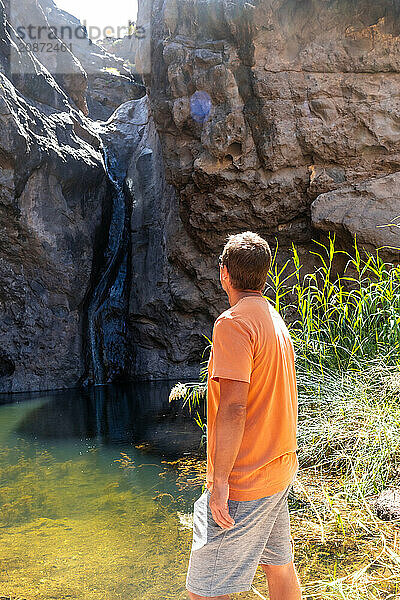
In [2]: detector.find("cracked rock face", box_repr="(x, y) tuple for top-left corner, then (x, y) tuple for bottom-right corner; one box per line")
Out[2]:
(138, 0), (400, 259)
(0, 0), (109, 393)
(0, 74), (108, 392)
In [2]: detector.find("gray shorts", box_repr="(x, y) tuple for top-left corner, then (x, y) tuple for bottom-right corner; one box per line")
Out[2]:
(186, 483), (294, 597)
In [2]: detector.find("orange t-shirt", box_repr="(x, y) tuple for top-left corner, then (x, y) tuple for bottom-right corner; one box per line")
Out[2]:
(206, 295), (299, 501)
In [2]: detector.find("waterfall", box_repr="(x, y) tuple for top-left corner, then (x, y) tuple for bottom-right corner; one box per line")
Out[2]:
(81, 97), (152, 387)
(84, 144), (132, 385)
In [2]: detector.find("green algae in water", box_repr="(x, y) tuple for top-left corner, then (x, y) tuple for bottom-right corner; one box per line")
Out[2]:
(0, 435), (197, 599)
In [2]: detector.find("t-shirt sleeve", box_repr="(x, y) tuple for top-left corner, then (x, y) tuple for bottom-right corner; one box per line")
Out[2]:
(210, 317), (253, 383)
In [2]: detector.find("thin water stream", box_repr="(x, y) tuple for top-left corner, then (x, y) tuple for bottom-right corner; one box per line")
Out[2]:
(85, 144), (131, 386)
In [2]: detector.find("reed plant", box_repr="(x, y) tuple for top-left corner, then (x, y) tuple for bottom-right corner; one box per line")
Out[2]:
(296, 362), (400, 500)
(266, 235), (400, 373)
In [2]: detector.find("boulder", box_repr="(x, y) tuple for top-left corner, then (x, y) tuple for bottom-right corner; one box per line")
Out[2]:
(374, 487), (400, 521)
(312, 173), (400, 258)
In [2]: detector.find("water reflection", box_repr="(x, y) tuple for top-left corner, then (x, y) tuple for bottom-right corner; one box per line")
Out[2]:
(13, 380), (203, 457)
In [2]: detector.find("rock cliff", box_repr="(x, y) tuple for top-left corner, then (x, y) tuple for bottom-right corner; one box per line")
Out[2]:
(2, 0), (400, 393)
(138, 0), (400, 261)
(0, 0), (205, 392)
(0, 0), (109, 392)
(0, 0), (146, 392)
(98, 98), (219, 381)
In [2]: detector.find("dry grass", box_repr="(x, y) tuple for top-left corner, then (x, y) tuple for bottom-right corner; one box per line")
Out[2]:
(162, 456), (400, 599)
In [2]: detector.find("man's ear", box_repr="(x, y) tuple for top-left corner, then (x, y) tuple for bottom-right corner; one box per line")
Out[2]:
(225, 268), (232, 286)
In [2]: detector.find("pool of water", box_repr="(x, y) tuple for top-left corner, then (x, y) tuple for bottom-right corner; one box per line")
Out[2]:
(0, 382), (204, 600)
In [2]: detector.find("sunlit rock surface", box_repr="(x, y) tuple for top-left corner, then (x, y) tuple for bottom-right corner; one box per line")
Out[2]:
(312, 172), (400, 258)
(138, 0), (400, 259)
(9, 0), (144, 119)
(0, 1), (109, 392)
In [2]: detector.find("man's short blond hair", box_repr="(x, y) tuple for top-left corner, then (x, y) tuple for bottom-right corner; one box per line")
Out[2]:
(220, 231), (272, 291)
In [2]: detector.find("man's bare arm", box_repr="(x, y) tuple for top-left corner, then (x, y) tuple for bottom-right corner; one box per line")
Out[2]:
(209, 378), (249, 529)
(213, 378), (249, 483)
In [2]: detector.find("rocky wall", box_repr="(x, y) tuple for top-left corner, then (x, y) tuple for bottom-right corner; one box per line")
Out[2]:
(137, 0), (400, 260)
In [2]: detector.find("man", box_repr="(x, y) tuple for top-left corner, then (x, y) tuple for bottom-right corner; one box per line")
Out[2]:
(186, 231), (302, 600)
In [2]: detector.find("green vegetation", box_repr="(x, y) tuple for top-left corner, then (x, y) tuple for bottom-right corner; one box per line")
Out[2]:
(268, 235), (400, 372)
(170, 235), (400, 599)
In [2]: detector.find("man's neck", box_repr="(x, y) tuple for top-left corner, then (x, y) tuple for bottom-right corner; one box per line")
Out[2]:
(227, 288), (263, 307)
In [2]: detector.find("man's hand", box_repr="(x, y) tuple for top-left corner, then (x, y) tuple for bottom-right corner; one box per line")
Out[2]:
(209, 480), (235, 529)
